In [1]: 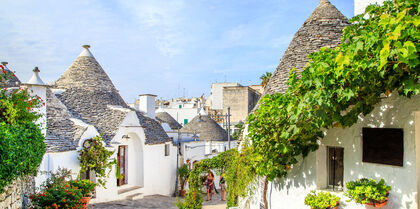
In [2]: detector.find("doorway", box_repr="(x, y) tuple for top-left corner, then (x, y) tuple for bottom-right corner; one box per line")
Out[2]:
(117, 145), (127, 186)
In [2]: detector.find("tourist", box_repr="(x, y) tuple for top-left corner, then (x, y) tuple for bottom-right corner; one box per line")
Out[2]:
(219, 173), (226, 201)
(206, 171), (214, 201)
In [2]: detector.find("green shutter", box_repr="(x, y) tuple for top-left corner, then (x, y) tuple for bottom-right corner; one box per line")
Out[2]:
(184, 119), (188, 125)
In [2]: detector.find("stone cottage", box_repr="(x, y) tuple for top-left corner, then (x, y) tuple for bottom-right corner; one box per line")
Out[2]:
(33, 45), (178, 203)
(242, 0), (420, 209)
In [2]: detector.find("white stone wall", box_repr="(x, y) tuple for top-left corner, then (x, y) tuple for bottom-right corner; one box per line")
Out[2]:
(354, 0), (386, 15)
(163, 107), (200, 125)
(142, 143), (177, 196)
(243, 94), (420, 209)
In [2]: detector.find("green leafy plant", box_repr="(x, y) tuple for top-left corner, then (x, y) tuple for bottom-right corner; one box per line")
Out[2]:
(31, 182), (83, 209)
(0, 64), (45, 193)
(31, 169), (83, 209)
(70, 179), (96, 197)
(176, 148), (255, 208)
(179, 164), (190, 191)
(78, 135), (115, 187)
(304, 190), (340, 209)
(0, 122), (45, 192)
(345, 178), (391, 204)
(232, 123), (244, 140)
(248, 0), (419, 181)
(115, 163), (124, 180)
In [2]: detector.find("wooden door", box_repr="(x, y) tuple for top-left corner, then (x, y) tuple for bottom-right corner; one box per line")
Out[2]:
(117, 145), (127, 186)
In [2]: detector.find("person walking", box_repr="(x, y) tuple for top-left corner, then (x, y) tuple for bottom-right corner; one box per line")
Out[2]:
(206, 171), (215, 201)
(219, 173), (226, 201)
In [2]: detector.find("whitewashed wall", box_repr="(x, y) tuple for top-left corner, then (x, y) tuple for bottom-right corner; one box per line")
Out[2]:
(354, 0), (385, 15)
(163, 107), (200, 125)
(142, 143), (177, 196)
(242, 94), (420, 209)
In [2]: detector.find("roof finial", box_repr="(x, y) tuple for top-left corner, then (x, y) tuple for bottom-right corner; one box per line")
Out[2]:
(319, 0), (330, 5)
(82, 45), (90, 49)
(33, 66), (40, 73)
(1, 62), (8, 66)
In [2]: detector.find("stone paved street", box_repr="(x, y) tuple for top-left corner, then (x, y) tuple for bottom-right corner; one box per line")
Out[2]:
(90, 192), (227, 209)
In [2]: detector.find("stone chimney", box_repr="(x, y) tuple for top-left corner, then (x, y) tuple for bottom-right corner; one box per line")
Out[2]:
(22, 67), (49, 135)
(139, 94), (157, 119)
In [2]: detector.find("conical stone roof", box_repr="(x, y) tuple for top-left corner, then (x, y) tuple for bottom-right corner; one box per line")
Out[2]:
(264, 0), (348, 94)
(180, 115), (228, 141)
(156, 111), (182, 130)
(0, 62), (21, 88)
(54, 45), (130, 142)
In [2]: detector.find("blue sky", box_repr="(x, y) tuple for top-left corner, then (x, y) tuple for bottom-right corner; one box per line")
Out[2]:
(0, 0), (353, 103)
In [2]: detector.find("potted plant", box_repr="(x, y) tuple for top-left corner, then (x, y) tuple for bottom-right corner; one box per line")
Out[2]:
(345, 178), (391, 207)
(178, 164), (190, 197)
(304, 190), (340, 209)
(70, 179), (96, 208)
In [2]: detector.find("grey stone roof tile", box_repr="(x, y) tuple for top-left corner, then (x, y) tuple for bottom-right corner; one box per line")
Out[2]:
(264, 0), (348, 95)
(180, 115), (228, 141)
(156, 112), (182, 130)
(136, 111), (171, 144)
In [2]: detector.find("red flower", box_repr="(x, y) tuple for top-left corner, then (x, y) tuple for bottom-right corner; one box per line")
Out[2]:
(0, 65), (4, 70)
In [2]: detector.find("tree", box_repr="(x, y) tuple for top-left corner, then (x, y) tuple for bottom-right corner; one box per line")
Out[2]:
(259, 72), (272, 87)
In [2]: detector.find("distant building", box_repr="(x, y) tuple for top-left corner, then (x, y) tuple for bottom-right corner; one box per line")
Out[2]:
(222, 86), (260, 125)
(205, 82), (261, 133)
(205, 82), (241, 111)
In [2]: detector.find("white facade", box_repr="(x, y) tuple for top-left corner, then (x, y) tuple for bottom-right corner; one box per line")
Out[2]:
(242, 94), (420, 209)
(354, 0), (385, 15)
(207, 82), (241, 110)
(162, 107), (201, 126)
(35, 110), (178, 203)
(139, 94), (156, 119)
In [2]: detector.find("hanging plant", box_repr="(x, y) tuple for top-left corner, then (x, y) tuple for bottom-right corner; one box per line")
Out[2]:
(78, 134), (116, 187)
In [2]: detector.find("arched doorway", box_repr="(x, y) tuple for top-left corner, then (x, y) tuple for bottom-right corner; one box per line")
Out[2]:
(117, 132), (144, 187)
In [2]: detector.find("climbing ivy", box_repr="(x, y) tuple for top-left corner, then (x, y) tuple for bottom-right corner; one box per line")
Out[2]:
(176, 148), (255, 208)
(178, 0), (419, 208)
(248, 0), (419, 180)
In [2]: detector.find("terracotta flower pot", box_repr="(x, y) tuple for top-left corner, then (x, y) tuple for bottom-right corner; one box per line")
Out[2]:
(366, 197), (388, 208)
(179, 190), (187, 197)
(80, 196), (92, 209)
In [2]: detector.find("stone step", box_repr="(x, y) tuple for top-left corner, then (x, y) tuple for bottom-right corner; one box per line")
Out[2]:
(117, 185), (143, 198)
(125, 192), (144, 201)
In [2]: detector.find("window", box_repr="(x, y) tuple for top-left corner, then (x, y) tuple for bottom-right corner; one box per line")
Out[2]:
(165, 144), (170, 156)
(328, 146), (344, 191)
(184, 119), (188, 125)
(362, 127), (403, 166)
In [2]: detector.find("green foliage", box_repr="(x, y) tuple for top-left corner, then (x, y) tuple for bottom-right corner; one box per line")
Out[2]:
(0, 122), (45, 192)
(247, 0), (419, 180)
(304, 190), (340, 209)
(176, 148), (255, 208)
(179, 164), (190, 191)
(345, 178), (391, 204)
(31, 183), (83, 209)
(31, 168), (83, 209)
(232, 123), (244, 140)
(0, 88), (43, 125)
(78, 135), (115, 187)
(260, 72), (272, 87)
(0, 64), (45, 193)
(70, 179), (96, 197)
